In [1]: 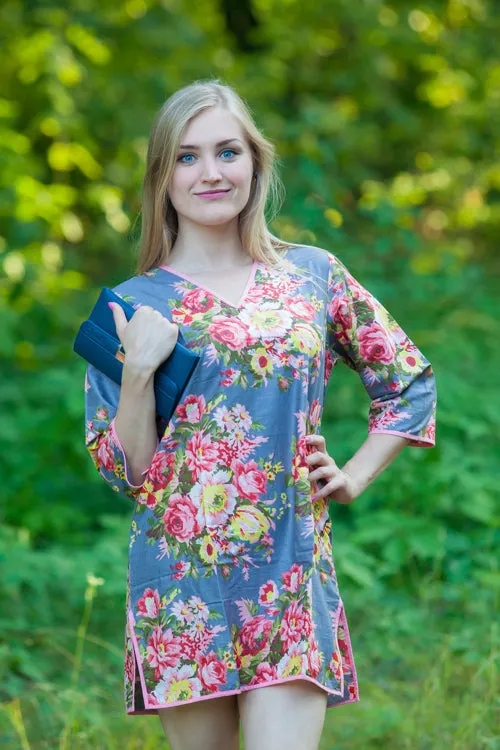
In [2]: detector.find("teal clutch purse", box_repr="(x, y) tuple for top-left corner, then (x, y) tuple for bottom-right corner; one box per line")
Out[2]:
(74, 286), (200, 424)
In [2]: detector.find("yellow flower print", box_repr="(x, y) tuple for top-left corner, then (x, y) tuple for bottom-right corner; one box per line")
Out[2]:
(290, 324), (321, 356)
(199, 536), (219, 564)
(230, 506), (270, 543)
(280, 654), (303, 677)
(250, 348), (273, 376)
(400, 349), (425, 374)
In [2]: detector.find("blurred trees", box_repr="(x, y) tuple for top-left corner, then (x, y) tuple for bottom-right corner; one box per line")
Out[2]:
(0, 0), (498, 734)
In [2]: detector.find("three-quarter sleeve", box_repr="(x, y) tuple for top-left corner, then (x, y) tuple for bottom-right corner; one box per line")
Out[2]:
(84, 363), (159, 501)
(325, 253), (437, 447)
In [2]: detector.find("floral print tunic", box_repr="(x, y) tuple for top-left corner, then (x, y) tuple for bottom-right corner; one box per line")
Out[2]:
(84, 245), (437, 714)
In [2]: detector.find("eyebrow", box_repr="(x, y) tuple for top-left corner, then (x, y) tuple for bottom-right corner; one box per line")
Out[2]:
(178, 138), (243, 150)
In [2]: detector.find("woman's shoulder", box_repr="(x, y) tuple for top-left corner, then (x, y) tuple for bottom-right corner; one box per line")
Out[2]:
(110, 266), (169, 303)
(284, 243), (345, 278)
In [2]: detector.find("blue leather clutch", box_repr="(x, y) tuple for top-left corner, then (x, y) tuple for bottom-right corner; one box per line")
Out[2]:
(74, 286), (200, 424)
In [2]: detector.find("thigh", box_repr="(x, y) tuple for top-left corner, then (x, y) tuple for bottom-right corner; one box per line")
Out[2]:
(158, 694), (240, 750)
(238, 679), (328, 750)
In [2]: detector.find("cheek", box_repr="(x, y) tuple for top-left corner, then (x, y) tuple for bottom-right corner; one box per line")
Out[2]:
(230, 160), (253, 185)
(170, 168), (192, 196)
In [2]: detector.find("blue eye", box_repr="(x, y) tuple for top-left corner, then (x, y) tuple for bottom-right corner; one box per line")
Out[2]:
(177, 148), (238, 164)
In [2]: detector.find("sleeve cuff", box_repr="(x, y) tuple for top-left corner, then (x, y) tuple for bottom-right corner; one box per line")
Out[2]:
(368, 427), (435, 448)
(109, 417), (159, 489)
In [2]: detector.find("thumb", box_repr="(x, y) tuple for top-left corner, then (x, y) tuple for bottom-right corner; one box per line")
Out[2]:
(109, 302), (128, 343)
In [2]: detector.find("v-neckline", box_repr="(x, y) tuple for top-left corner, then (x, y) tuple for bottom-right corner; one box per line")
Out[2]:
(157, 260), (259, 310)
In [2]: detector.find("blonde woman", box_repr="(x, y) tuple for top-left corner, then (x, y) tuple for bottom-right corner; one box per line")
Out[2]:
(84, 79), (437, 750)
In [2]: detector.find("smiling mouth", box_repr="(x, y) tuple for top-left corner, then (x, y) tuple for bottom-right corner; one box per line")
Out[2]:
(195, 189), (231, 197)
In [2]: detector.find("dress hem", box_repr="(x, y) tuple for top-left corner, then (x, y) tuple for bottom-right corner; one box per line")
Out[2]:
(125, 674), (360, 715)
(126, 603), (359, 715)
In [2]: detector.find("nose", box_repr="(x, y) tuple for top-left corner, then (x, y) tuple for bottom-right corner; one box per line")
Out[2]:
(200, 156), (222, 183)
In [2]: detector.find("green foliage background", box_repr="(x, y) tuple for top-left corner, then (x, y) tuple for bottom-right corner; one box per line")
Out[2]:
(0, 0), (498, 747)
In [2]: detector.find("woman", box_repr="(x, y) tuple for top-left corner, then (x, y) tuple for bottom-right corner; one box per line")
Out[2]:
(84, 79), (437, 750)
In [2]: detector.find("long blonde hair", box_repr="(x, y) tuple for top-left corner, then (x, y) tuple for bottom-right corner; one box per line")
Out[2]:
(135, 78), (301, 275)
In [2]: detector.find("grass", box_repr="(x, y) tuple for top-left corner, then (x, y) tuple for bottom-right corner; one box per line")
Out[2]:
(1, 580), (498, 750)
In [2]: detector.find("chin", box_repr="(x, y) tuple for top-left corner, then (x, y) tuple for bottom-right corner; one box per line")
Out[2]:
(194, 209), (242, 226)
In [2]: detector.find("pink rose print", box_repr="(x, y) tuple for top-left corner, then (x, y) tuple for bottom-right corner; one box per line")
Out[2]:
(182, 288), (215, 313)
(357, 322), (396, 365)
(308, 636), (321, 678)
(197, 651), (228, 692)
(281, 563), (304, 593)
(163, 494), (203, 542)
(175, 394), (206, 423)
(328, 293), (353, 345)
(185, 432), (219, 479)
(237, 615), (272, 658)
(258, 580), (279, 607)
(309, 399), (322, 426)
(137, 588), (161, 618)
(148, 451), (176, 491)
(249, 661), (278, 685)
(280, 601), (312, 650)
(146, 626), (182, 680)
(232, 459), (268, 503)
(97, 438), (115, 471)
(283, 296), (317, 321)
(208, 316), (255, 351)
(180, 626), (221, 661)
(229, 438), (259, 462)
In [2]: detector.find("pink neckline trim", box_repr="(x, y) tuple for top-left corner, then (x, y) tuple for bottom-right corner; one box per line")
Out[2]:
(157, 260), (259, 310)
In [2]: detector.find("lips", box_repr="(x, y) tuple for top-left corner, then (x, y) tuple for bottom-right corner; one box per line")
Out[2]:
(195, 189), (231, 197)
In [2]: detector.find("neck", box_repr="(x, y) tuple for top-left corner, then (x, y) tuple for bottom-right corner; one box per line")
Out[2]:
(167, 217), (251, 271)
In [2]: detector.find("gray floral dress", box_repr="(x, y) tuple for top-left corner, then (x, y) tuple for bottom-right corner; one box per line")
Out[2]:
(84, 245), (437, 714)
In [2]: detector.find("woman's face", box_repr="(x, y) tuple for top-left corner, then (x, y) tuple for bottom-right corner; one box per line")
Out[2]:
(168, 106), (255, 228)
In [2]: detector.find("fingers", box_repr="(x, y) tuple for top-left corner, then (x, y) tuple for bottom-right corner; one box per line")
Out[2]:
(320, 474), (349, 495)
(305, 434), (326, 450)
(109, 302), (128, 341)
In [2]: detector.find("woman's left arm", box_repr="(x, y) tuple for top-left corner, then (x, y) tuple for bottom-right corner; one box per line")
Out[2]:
(309, 252), (438, 503)
(306, 432), (409, 505)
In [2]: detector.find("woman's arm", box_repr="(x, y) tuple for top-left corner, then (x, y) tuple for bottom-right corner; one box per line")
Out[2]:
(113, 362), (158, 487)
(84, 301), (179, 499)
(306, 432), (409, 505)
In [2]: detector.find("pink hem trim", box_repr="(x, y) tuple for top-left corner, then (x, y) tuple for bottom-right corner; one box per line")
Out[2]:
(127, 610), (152, 706)
(125, 604), (359, 715)
(332, 599), (344, 696)
(337, 599), (359, 696)
(158, 261), (259, 310)
(125, 674), (359, 715)
(368, 428), (435, 447)
(127, 618), (136, 713)
(109, 418), (158, 489)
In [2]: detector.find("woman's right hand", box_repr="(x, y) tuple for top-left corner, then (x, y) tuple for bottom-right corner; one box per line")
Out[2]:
(109, 302), (179, 375)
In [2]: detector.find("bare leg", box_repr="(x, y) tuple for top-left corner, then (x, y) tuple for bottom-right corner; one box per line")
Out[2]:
(238, 680), (328, 750)
(158, 694), (240, 750)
